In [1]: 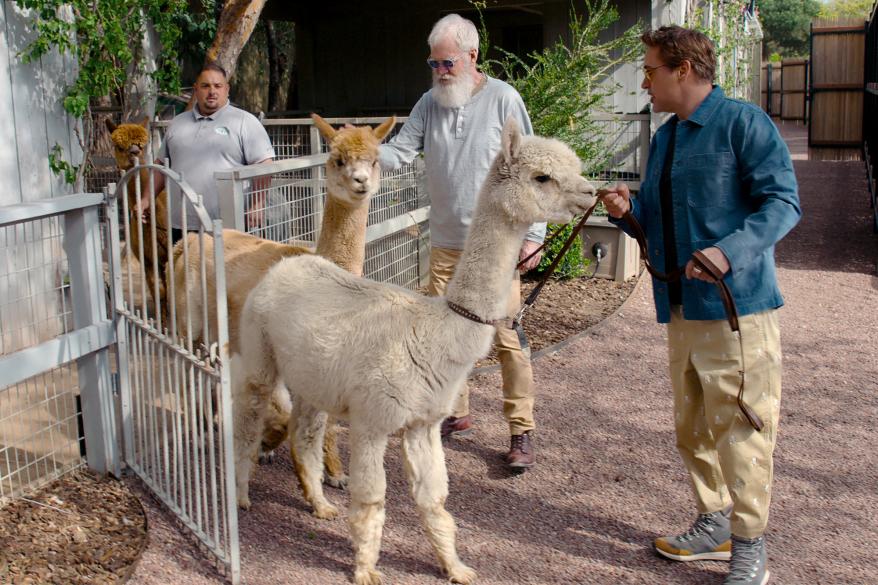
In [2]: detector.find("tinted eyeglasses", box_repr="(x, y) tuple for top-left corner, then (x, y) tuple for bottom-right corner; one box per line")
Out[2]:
(642, 63), (672, 82)
(427, 55), (462, 70)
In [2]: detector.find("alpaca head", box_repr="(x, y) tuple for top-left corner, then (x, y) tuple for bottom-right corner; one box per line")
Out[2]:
(106, 118), (150, 171)
(489, 117), (597, 226)
(311, 113), (396, 206)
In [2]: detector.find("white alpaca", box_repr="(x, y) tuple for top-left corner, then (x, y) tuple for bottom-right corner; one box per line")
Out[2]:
(169, 114), (395, 487)
(234, 117), (597, 584)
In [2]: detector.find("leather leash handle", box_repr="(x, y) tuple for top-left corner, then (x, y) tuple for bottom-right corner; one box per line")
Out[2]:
(691, 250), (739, 333)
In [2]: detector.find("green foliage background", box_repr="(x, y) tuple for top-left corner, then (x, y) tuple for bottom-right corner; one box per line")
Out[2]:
(473, 0), (641, 278)
(757, 0), (822, 57)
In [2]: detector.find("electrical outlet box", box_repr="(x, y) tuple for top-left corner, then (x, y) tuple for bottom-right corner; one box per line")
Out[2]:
(580, 216), (640, 281)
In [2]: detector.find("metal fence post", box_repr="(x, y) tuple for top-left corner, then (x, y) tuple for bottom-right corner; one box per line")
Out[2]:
(309, 125), (325, 239)
(106, 184), (135, 467)
(62, 204), (119, 476)
(217, 171), (245, 231)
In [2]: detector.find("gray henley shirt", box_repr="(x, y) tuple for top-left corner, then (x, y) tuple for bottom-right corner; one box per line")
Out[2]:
(379, 76), (546, 250)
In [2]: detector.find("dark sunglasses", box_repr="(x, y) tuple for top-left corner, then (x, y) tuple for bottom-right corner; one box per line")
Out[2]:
(426, 55), (462, 70)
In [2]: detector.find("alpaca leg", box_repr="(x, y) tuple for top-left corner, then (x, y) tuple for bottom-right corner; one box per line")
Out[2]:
(231, 353), (274, 510)
(322, 417), (348, 489)
(348, 431), (390, 585)
(402, 423), (476, 584)
(289, 402), (338, 519)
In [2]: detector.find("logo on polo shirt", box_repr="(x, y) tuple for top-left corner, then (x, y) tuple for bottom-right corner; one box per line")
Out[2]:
(215, 126), (230, 136)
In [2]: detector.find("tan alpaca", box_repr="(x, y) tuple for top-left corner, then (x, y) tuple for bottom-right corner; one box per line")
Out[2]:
(234, 117), (597, 584)
(168, 114), (396, 491)
(107, 118), (170, 312)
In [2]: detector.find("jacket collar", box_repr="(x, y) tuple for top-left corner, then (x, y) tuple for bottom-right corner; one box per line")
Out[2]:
(684, 85), (724, 127)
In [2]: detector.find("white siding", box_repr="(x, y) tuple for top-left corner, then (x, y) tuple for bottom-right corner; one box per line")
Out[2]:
(1, 1), (81, 205)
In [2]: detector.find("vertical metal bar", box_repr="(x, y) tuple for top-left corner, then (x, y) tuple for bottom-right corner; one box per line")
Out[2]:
(108, 186), (135, 466)
(212, 222), (240, 584)
(809, 23), (815, 146)
(62, 205), (118, 475)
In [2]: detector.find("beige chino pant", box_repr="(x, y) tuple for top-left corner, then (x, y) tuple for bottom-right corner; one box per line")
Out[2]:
(427, 246), (536, 435)
(668, 306), (782, 538)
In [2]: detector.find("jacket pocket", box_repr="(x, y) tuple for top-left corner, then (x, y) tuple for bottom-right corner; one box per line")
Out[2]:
(684, 152), (737, 209)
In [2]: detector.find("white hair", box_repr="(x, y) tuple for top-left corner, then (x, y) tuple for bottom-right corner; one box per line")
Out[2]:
(428, 14), (479, 52)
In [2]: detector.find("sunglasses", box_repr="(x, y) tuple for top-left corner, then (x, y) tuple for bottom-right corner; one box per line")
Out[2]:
(642, 63), (672, 82)
(427, 55), (462, 70)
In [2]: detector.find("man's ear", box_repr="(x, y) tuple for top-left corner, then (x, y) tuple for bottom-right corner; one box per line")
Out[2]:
(679, 59), (692, 80)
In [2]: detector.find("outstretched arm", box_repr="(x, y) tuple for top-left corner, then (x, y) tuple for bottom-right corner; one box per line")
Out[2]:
(379, 97), (427, 172)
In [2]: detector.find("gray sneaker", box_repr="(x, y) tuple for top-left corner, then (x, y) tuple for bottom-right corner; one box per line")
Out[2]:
(654, 508), (732, 561)
(723, 535), (770, 585)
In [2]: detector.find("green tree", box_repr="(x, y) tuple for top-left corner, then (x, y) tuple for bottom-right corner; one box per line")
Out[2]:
(819, 0), (874, 19)
(15, 0), (188, 188)
(757, 0), (822, 57)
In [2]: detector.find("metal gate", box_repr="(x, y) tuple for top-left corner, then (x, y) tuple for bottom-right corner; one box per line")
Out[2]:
(108, 165), (239, 582)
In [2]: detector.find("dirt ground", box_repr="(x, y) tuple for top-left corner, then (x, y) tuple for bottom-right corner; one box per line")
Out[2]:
(122, 157), (878, 585)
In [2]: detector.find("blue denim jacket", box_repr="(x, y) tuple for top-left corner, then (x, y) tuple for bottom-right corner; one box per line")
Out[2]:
(611, 86), (801, 323)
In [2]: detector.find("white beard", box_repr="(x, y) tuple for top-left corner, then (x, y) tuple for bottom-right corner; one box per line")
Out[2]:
(432, 69), (479, 109)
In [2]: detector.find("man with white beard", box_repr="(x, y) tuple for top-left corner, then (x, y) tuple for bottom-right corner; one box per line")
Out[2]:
(379, 13), (545, 470)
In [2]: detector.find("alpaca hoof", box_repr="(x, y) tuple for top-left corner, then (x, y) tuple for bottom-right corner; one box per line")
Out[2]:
(353, 567), (382, 585)
(313, 502), (339, 520)
(258, 450), (276, 465)
(237, 495), (252, 510)
(324, 473), (348, 490)
(447, 564), (477, 584)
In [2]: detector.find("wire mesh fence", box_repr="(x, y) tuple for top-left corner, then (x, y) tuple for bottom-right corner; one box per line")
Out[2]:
(0, 196), (114, 507)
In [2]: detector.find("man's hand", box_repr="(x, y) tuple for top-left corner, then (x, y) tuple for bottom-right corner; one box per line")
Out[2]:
(519, 239), (543, 273)
(247, 192), (267, 230)
(597, 182), (631, 219)
(137, 195), (152, 224)
(685, 246), (730, 282)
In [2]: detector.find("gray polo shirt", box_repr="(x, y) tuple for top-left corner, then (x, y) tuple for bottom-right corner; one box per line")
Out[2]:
(379, 76), (545, 249)
(158, 103), (275, 229)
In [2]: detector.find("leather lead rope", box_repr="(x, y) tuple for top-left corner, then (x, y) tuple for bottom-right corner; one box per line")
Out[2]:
(622, 209), (763, 432)
(510, 202), (600, 358)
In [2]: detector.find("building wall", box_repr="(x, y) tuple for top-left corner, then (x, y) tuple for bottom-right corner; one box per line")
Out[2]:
(1, 1), (81, 204)
(284, 0), (671, 117)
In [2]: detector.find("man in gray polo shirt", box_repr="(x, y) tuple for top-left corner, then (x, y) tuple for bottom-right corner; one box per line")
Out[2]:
(379, 13), (545, 470)
(152, 64), (275, 237)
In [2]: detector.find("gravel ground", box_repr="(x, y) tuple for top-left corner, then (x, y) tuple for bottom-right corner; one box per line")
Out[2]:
(128, 159), (878, 585)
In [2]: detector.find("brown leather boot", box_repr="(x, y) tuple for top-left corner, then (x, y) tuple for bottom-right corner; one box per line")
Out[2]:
(506, 431), (535, 468)
(440, 415), (474, 439)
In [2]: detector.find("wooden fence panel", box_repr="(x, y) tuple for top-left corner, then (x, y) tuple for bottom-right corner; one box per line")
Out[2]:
(809, 18), (866, 146)
(781, 59), (808, 120)
(761, 60), (806, 120)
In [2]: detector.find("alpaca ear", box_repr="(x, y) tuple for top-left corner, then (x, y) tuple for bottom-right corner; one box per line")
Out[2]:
(311, 113), (337, 141)
(105, 118), (117, 134)
(373, 115), (396, 141)
(138, 116), (150, 129)
(501, 116), (522, 164)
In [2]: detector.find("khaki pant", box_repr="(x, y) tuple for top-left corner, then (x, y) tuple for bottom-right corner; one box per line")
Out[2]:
(427, 246), (535, 435)
(668, 306), (782, 538)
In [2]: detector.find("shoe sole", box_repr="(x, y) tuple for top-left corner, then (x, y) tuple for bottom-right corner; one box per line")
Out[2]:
(655, 548), (731, 562)
(506, 460), (534, 469)
(442, 428), (474, 440)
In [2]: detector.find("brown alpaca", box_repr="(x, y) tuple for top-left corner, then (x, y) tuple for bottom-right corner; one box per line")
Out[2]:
(107, 118), (170, 313)
(168, 114), (396, 497)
